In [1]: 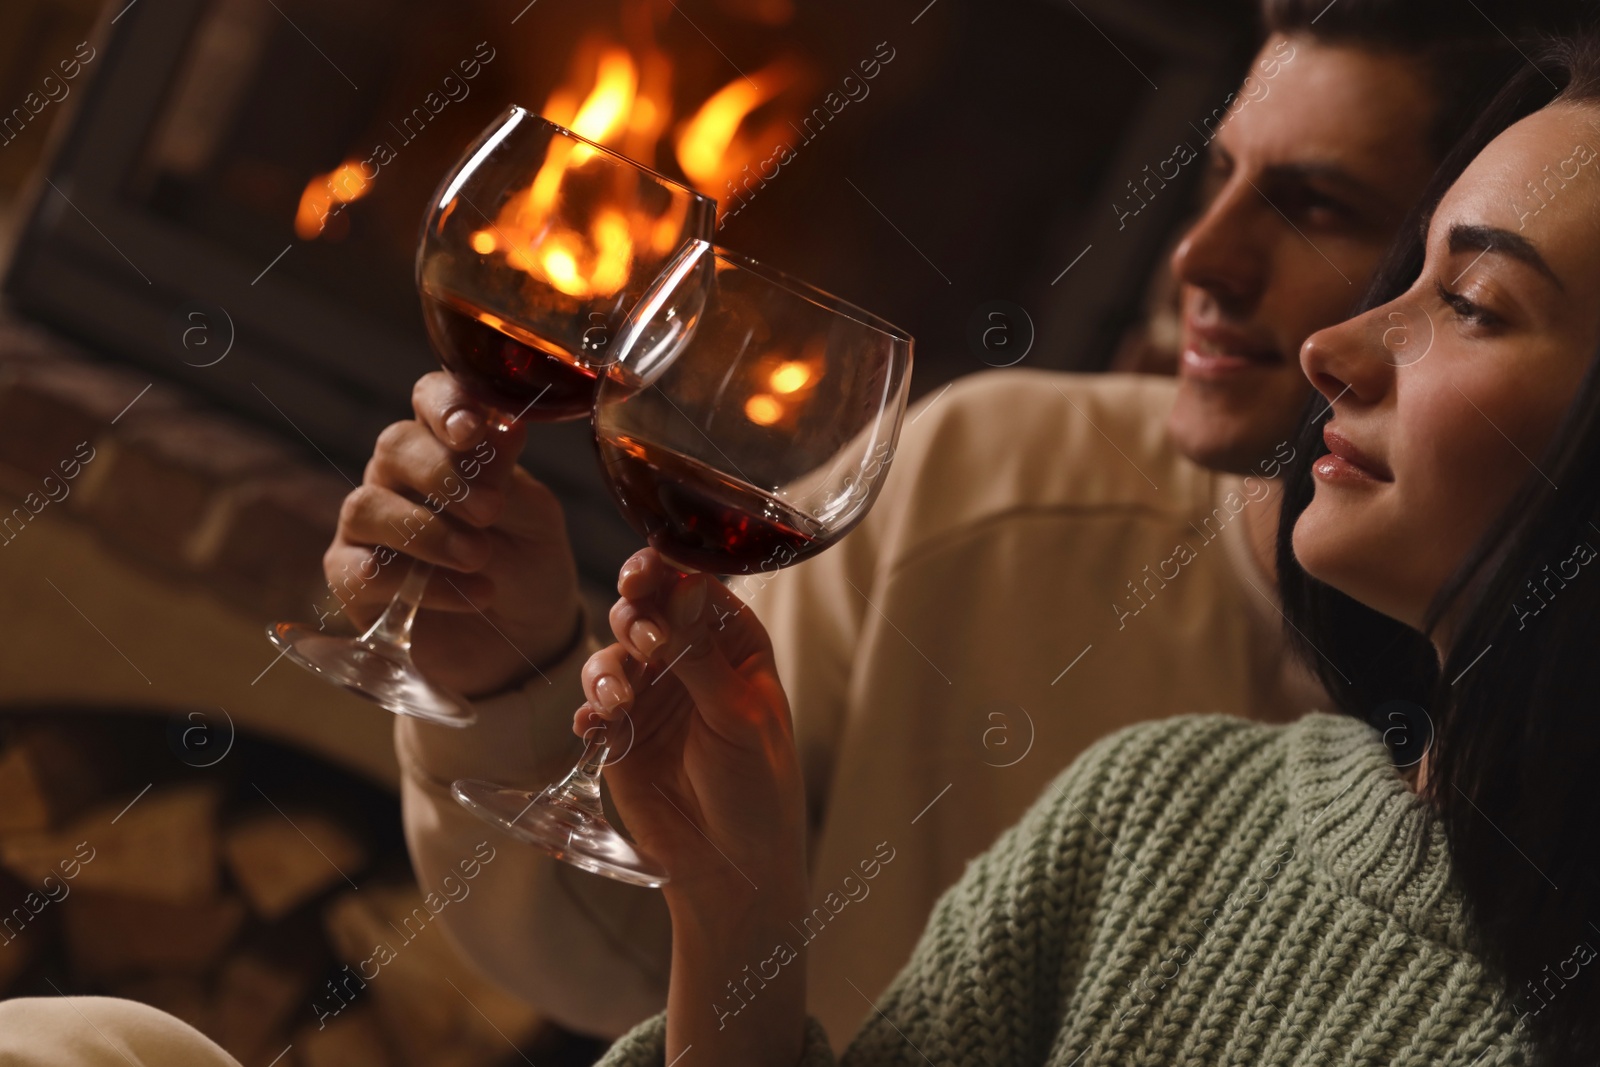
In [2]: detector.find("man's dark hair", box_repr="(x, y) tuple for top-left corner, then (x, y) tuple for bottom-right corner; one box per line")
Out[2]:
(1277, 36), (1600, 1067)
(1261, 0), (1597, 157)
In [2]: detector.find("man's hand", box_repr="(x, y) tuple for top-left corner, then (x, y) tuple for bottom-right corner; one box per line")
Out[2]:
(322, 371), (584, 698)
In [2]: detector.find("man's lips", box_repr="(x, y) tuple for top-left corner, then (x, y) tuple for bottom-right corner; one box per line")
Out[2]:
(1180, 318), (1284, 379)
(1317, 424), (1393, 483)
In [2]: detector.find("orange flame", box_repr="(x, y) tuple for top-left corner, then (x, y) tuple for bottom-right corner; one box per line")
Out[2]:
(744, 394), (783, 425)
(386, 33), (804, 296)
(294, 161), (374, 241)
(675, 63), (790, 189)
(456, 48), (651, 300)
(570, 47), (638, 144)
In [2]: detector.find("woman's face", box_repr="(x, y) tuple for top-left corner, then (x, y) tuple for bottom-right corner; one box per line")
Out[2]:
(1294, 101), (1600, 635)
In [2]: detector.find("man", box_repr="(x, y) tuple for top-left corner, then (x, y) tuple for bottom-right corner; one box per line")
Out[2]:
(324, 0), (1583, 1046)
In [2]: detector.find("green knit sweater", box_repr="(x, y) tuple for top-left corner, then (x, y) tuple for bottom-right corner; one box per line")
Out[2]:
(597, 713), (1528, 1066)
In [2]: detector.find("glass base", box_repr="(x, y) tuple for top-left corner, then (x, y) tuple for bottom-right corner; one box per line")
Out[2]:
(452, 778), (668, 888)
(267, 621), (475, 728)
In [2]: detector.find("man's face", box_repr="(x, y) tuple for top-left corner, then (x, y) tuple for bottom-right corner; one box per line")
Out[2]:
(1167, 34), (1440, 474)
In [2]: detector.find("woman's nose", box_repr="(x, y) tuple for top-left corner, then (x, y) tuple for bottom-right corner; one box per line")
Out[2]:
(1299, 301), (1402, 409)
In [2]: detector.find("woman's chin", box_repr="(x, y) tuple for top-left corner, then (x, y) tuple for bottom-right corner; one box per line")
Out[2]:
(1291, 499), (1378, 601)
(1292, 503), (1429, 629)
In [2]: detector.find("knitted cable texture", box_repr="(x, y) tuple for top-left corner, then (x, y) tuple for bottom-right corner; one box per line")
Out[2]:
(596, 713), (1528, 1066)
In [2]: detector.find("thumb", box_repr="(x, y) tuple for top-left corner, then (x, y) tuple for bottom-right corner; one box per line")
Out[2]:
(656, 573), (763, 739)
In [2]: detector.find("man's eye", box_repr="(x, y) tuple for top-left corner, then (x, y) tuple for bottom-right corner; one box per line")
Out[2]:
(1274, 186), (1351, 224)
(1199, 156), (1230, 201)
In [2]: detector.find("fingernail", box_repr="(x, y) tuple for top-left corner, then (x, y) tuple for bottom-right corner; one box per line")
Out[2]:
(629, 618), (664, 658)
(669, 576), (707, 628)
(617, 556), (645, 592)
(595, 674), (629, 714)
(576, 703), (609, 733)
(445, 408), (481, 447)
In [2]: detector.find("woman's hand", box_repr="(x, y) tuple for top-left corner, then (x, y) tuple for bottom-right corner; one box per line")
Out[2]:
(577, 549), (810, 1066)
(577, 548), (808, 901)
(323, 372), (585, 698)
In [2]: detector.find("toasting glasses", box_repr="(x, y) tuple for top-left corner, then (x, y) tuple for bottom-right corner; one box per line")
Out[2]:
(267, 107), (716, 726)
(453, 238), (913, 886)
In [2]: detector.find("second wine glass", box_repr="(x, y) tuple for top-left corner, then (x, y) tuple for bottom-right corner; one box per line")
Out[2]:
(453, 238), (913, 886)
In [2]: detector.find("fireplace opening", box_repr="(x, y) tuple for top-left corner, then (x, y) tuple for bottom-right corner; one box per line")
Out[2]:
(0, 706), (606, 1066)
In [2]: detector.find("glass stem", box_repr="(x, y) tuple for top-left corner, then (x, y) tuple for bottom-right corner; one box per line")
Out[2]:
(555, 735), (613, 810)
(360, 559), (433, 650)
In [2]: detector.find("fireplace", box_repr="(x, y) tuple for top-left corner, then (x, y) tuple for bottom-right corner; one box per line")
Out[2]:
(0, 0), (1259, 1057)
(4, 0), (1256, 585)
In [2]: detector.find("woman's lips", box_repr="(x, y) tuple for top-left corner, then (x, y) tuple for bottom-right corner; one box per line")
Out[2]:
(1317, 424), (1393, 483)
(1180, 319), (1283, 380)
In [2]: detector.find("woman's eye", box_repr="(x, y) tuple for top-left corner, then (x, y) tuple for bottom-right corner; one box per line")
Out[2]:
(1435, 282), (1503, 329)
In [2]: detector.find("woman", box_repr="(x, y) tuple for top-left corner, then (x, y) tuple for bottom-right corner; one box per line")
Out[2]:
(576, 40), (1600, 1067)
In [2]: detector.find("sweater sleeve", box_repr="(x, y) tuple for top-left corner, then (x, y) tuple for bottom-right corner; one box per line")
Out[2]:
(394, 610), (674, 1038)
(594, 722), (1142, 1066)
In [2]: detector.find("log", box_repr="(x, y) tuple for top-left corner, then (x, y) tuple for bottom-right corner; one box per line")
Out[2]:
(223, 810), (365, 920)
(322, 884), (542, 1067)
(0, 745), (54, 835)
(0, 782), (220, 903)
(294, 1006), (394, 1067)
(212, 942), (324, 1060)
(0, 871), (47, 994)
(0, 725), (127, 834)
(63, 890), (246, 979)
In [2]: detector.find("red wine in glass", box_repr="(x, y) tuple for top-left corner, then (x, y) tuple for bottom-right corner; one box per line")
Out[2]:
(597, 431), (831, 574)
(421, 286), (598, 423)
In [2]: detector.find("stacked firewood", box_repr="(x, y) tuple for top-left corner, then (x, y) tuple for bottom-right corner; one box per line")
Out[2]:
(0, 715), (596, 1066)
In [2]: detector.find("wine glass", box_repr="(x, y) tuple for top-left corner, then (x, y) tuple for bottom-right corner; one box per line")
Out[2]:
(267, 108), (716, 727)
(453, 238), (913, 886)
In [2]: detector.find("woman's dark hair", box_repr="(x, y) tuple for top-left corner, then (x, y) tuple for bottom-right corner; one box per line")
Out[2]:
(1277, 38), (1600, 1067)
(1262, 0), (1597, 158)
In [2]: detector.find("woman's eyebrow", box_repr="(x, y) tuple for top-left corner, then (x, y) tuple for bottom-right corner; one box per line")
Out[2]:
(1448, 222), (1565, 291)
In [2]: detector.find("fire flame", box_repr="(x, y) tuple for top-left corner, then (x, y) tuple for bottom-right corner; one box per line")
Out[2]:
(294, 161), (373, 240)
(743, 343), (823, 427)
(296, 17), (805, 307)
(461, 47), (650, 300)
(769, 359), (812, 394)
(570, 47), (638, 145)
(455, 34), (803, 295)
(676, 62), (792, 190)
